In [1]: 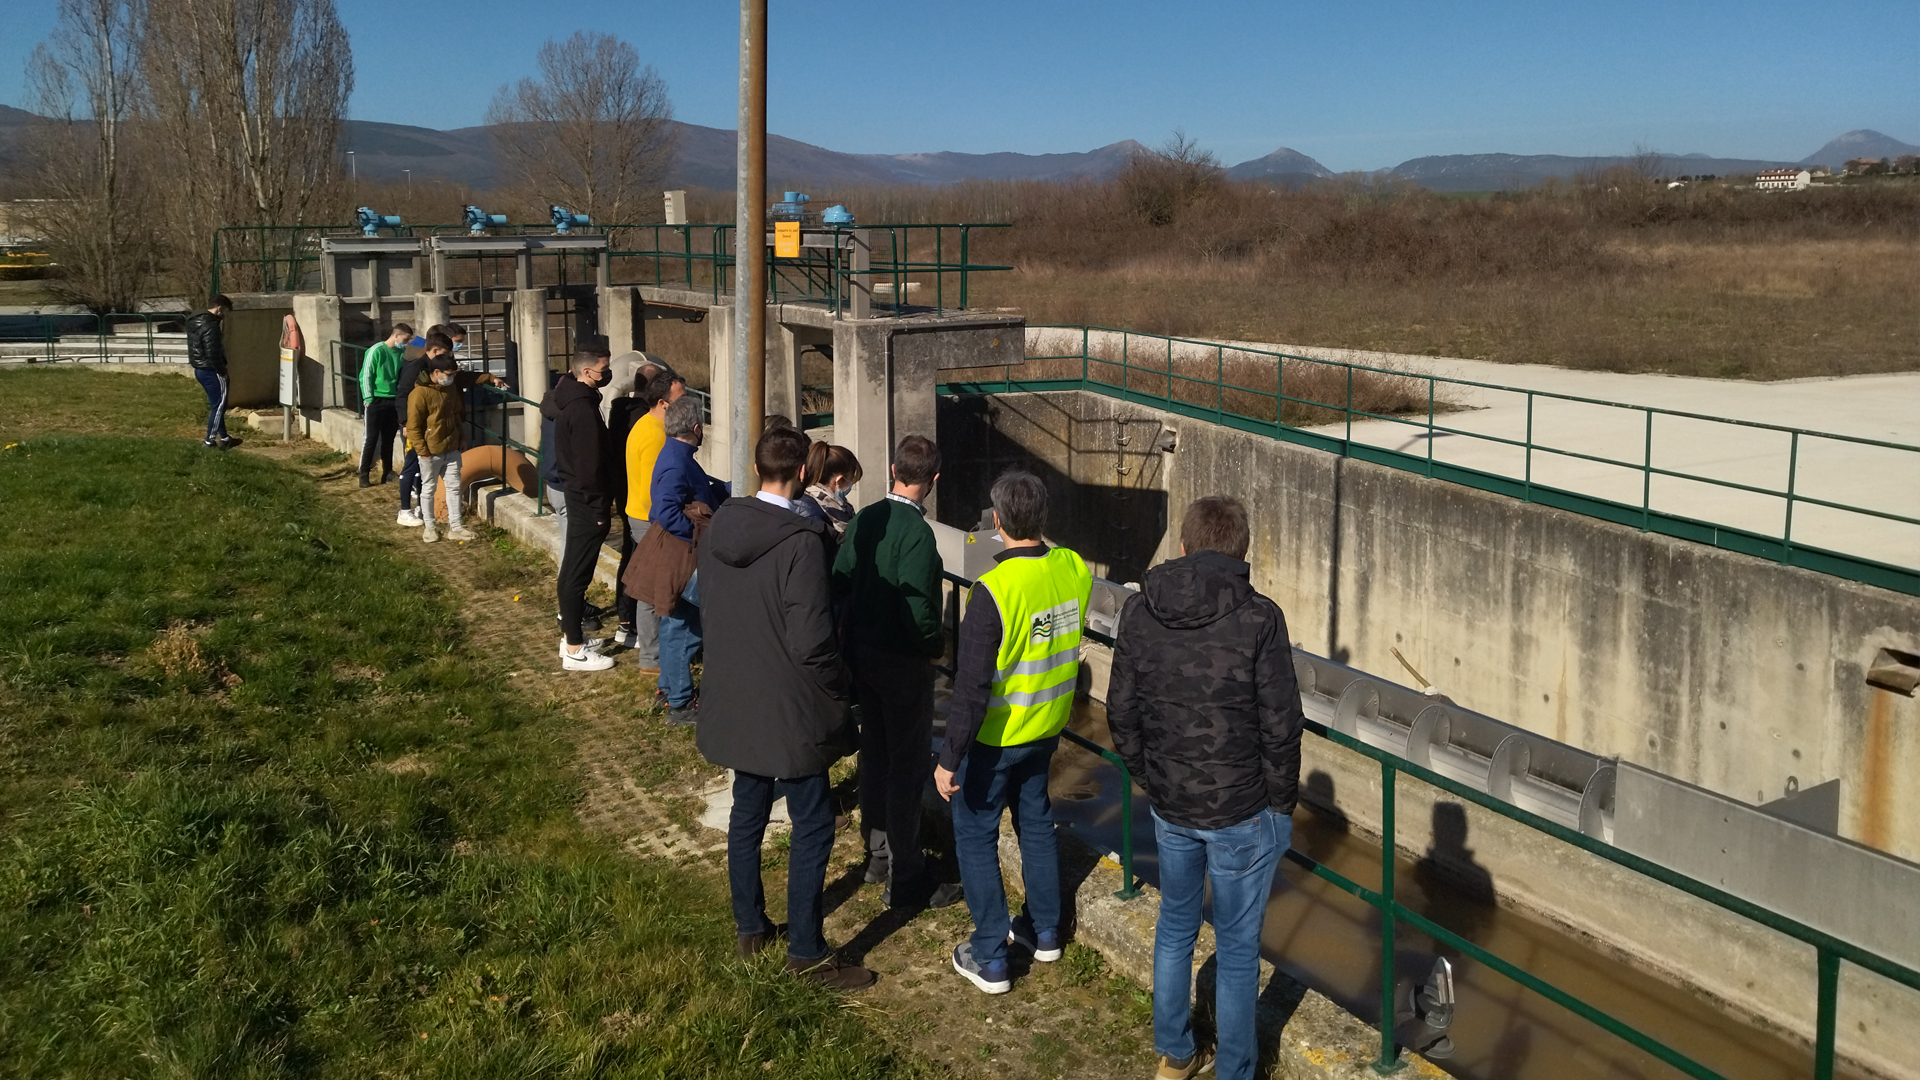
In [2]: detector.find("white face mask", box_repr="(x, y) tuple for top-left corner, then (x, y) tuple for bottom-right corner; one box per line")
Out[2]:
(433, 372), (455, 387)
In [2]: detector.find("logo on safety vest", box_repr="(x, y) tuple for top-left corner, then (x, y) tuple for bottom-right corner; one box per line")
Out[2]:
(1028, 600), (1080, 645)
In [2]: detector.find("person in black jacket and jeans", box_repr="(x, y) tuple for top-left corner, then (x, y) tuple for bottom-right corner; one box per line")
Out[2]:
(186, 295), (237, 448)
(696, 426), (875, 992)
(540, 348), (616, 671)
(1106, 494), (1305, 1080)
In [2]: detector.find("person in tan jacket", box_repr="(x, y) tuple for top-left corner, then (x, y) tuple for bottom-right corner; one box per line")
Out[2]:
(406, 344), (481, 543)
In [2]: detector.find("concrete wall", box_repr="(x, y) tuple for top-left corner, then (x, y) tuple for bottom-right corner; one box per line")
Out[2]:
(939, 390), (1920, 862)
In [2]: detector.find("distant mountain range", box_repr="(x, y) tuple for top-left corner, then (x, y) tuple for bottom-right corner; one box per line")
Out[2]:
(3, 105), (1913, 195)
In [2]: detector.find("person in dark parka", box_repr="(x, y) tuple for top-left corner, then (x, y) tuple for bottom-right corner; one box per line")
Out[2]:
(696, 425), (875, 992)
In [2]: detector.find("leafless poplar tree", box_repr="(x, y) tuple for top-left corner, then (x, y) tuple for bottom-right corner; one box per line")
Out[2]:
(141, 0), (353, 290)
(486, 31), (677, 225)
(23, 0), (158, 311)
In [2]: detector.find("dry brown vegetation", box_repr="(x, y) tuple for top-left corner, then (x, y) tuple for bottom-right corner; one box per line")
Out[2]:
(814, 158), (1920, 381)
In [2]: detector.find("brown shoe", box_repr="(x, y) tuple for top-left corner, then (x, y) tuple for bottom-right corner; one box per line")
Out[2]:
(786, 953), (876, 991)
(1155, 1049), (1214, 1079)
(737, 924), (787, 958)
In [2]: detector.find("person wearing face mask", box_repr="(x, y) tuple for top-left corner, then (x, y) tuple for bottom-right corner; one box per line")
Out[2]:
(542, 343), (618, 671)
(795, 442), (862, 541)
(404, 340), (483, 543)
(831, 435), (962, 910)
(396, 324), (489, 528)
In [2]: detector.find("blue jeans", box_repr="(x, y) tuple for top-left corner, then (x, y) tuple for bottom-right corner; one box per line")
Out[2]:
(193, 367), (229, 441)
(1152, 807), (1289, 1080)
(658, 570), (701, 707)
(950, 736), (1061, 966)
(728, 770), (835, 962)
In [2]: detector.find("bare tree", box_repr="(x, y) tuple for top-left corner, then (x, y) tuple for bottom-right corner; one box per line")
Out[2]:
(486, 32), (676, 225)
(1119, 129), (1224, 226)
(142, 0), (353, 291)
(22, 0), (158, 311)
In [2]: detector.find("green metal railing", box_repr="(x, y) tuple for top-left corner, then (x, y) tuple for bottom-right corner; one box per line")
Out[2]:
(940, 324), (1920, 597)
(466, 383), (550, 516)
(210, 221), (1012, 315)
(1, 311), (191, 363)
(328, 341), (367, 417)
(608, 222), (1012, 315)
(938, 564), (1920, 1076)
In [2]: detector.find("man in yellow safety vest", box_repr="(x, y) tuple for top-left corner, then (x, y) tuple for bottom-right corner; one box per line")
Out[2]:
(934, 470), (1092, 995)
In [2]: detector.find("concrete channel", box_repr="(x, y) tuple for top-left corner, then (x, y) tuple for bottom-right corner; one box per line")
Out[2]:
(1043, 700), (1873, 1080)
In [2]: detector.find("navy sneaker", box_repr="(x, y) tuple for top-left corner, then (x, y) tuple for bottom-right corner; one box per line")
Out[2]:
(1009, 916), (1063, 962)
(952, 943), (1011, 995)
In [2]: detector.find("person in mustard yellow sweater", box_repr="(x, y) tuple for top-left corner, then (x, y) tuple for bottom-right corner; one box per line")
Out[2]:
(613, 372), (680, 673)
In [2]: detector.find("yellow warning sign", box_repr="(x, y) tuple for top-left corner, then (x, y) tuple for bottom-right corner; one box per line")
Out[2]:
(774, 221), (800, 259)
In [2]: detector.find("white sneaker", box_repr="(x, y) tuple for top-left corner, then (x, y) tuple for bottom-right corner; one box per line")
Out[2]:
(396, 508), (423, 527)
(448, 525), (476, 541)
(558, 637), (607, 657)
(561, 646), (614, 671)
(613, 625), (639, 647)
(422, 524), (440, 543)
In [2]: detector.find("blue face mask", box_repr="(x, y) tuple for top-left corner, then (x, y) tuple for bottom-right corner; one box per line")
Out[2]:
(451, 340), (465, 354)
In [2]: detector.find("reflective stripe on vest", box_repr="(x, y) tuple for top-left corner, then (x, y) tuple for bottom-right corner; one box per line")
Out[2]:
(976, 547), (1093, 747)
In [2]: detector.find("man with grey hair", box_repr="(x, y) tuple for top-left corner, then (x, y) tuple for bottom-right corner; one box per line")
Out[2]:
(935, 470), (1091, 995)
(541, 347), (616, 671)
(643, 394), (729, 720)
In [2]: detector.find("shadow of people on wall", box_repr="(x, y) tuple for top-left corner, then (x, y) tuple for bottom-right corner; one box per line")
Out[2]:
(1412, 802), (1497, 953)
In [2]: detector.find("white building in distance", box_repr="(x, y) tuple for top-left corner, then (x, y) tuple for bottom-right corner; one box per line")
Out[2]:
(1754, 168), (1812, 192)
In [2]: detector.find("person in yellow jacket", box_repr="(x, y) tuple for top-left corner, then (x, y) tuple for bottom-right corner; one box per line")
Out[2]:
(934, 470), (1091, 995)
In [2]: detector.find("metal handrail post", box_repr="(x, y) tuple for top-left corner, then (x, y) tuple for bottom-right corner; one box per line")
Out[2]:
(1783, 430), (1800, 556)
(1814, 949), (1840, 1080)
(1642, 407), (1654, 530)
(1374, 758), (1404, 1074)
(1058, 728), (1141, 900)
(1524, 391), (1534, 499)
(1426, 377), (1435, 476)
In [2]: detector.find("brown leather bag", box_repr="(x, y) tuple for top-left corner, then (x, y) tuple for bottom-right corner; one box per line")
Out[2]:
(622, 501), (712, 612)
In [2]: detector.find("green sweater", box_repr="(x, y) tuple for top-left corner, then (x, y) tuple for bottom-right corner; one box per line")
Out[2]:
(359, 342), (405, 400)
(833, 496), (945, 658)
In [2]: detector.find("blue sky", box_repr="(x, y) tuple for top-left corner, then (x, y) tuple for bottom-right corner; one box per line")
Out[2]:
(3, 0), (1914, 171)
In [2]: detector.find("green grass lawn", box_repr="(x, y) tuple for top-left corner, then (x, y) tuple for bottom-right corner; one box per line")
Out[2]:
(0, 370), (917, 1078)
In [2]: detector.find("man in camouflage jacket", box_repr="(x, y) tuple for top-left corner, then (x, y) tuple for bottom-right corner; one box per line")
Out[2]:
(1106, 494), (1304, 1080)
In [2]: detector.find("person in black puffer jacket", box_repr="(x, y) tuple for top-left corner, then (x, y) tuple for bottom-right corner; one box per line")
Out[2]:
(186, 294), (236, 448)
(1106, 494), (1303, 1080)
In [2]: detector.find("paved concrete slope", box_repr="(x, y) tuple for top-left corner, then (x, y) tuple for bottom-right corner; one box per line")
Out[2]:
(1036, 328), (1920, 573)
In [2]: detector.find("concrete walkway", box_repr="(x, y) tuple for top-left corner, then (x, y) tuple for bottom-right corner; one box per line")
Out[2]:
(1032, 329), (1920, 573)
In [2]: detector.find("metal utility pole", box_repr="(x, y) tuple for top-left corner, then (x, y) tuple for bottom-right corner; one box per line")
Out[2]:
(732, 0), (767, 493)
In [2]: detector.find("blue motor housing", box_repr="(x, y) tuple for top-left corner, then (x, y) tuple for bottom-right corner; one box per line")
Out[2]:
(357, 206), (404, 236)
(771, 191), (811, 220)
(551, 206), (591, 234)
(821, 204), (855, 225)
(464, 206), (508, 234)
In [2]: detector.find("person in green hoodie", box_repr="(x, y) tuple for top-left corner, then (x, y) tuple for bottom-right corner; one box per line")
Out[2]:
(832, 435), (962, 910)
(358, 322), (412, 487)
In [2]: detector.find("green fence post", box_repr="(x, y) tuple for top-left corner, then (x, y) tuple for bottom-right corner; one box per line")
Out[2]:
(1814, 949), (1839, 1080)
(1215, 344), (1224, 419)
(959, 226), (970, 309)
(1081, 325), (1089, 383)
(1345, 366), (1354, 449)
(1642, 408), (1654, 530)
(1375, 758), (1403, 1074)
(1426, 377), (1435, 476)
(1783, 430), (1800, 559)
(1524, 392), (1534, 500)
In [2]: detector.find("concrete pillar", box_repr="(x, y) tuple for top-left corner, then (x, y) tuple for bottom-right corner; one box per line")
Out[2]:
(291, 293), (344, 409)
(701, 301), (735, 482)
(599, 285), (640, 354)
(513, 290), (550, 454)
(770, 324), (803, 424)
(833, 319), (892, 509)
(414, 292), (449, 337)
(890, 328), (941, 519)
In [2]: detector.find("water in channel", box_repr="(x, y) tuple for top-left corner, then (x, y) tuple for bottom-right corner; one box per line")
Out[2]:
(1042, 701), (1863, 1080)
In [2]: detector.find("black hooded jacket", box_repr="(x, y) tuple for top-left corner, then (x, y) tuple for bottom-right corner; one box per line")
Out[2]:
(695, 496), (854, 778)
(185, 312), (226, 371)
(539, 375), (612, 502)
(1106, 550), (1304, 830)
